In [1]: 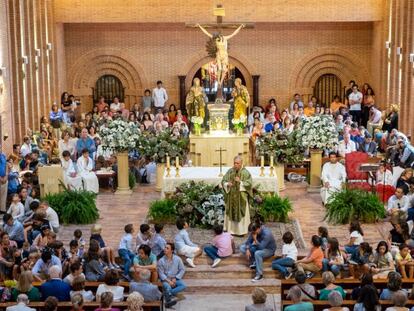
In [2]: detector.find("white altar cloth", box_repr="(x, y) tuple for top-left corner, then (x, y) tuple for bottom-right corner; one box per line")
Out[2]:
(162, 166), (278, 197)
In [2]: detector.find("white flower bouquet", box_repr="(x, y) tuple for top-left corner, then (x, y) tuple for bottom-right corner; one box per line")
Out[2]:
(99, 119), (141, 153)
(297, 115), (338, 150)
(232, 114), (246, 130)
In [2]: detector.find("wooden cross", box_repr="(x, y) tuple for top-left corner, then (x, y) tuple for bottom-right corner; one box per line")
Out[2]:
(215, 146), (227, 177)
(186, 4), (254, 31)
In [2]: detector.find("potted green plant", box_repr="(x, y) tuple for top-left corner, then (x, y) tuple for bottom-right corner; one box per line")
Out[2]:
(256, 194), (292, 223)
(324, 188), (386, 224)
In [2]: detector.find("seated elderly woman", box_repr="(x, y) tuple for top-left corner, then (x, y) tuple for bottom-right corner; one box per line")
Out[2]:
(126, 292), (145, 311)
(380, 271), (407, 300)
(245, 287), (274, 311)
(284, 286), (314, 311)
(318, 272), (346, 300)
(322, 291), (350, 311)
(385, 290), (410, 311)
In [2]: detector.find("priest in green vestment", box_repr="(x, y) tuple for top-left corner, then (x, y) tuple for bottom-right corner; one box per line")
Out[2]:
(222, 156), (253, 236)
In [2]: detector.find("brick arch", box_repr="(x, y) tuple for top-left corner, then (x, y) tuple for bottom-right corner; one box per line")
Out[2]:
(289, 48), (370, 95)
(183, 51), (257, 92)
(67, 49), (148, 110)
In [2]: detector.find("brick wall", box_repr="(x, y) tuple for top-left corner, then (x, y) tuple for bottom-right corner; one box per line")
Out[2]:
(53, 0), (385, 23)
(63, 22), (376, 112)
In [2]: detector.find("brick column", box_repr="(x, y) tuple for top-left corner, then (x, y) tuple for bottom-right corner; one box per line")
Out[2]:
(178, 75), (186, 112)
(252, 75), (260, 107)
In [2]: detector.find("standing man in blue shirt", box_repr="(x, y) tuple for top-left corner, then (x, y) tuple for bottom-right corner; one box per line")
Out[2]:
(240, 221), (276, 282)
(0, 152), (7, 212)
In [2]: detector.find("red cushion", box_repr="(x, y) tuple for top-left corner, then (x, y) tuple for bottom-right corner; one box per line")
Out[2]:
(345, 151), (369, 180)
(376, 184), (396, 203)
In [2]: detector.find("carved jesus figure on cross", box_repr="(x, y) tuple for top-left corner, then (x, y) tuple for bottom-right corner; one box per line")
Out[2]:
(196, 19), (244, 87)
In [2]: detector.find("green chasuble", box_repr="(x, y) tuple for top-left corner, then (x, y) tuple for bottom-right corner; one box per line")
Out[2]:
(222, 167), (253, 222)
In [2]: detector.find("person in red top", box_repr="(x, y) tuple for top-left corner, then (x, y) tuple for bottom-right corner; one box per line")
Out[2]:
(176, 110), (188, 125)
(268, 102), (281, 123)
(296, 235), (324, 278)
(96, 97), (108, 113)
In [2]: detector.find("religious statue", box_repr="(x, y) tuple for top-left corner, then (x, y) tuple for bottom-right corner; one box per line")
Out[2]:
(197, 23), (245, 87)
(232, 78), (250, 119)
(186, 77), (207, 120)
(222, 155), (252, 235)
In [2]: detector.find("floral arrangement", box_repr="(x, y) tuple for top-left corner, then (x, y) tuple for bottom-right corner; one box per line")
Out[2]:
(137, 128), (189, 164)
(232, 114), (247, 130)
(100, 119), (141, 152)
(297, 115), (338, 150)
(198, 193), (225, 226)
(255, 129), (304, 165)
(191, 116), (204, 135)
(191, 116), (204, 126)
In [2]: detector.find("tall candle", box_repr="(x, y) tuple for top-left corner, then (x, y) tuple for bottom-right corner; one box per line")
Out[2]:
(270, 155), (274, 167)
(166, 155), (170, 168)
(260, 155), (264, 167)
(175, 156), (179, 168)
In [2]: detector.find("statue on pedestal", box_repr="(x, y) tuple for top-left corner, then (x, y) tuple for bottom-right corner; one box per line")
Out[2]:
(232, 78), (250, 119)
(186, 77), (207, 120)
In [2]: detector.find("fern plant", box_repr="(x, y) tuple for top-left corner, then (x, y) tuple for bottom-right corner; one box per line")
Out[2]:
(42, 187), (99, 225)
(325, 188), (386, 224)
(257, 194), (292, 223)
(148, 199), (177, 223)
(129, 171), (136, 189)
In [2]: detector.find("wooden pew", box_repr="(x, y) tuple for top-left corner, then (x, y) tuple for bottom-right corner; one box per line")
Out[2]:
(281, 278), (414, 294)
(0, 301), (162, 311)
(281, 300), (404, 311)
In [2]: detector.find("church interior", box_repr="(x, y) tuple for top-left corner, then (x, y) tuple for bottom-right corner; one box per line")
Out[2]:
(0, 0), (414, 310)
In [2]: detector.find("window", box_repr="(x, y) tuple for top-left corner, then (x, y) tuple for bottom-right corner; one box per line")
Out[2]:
(93, 75), (124, 104)
(313, 74), (343, 107)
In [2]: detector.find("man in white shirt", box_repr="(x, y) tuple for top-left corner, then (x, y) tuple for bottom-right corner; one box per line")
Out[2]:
(387, 187), (410, 224)
(20, 136), (32, 158)
(348, 84), (363, 125)
(289, 93), (304, 111)
(152, 81), (168, 110)
(337, 134), (357, 157)
(367, 106), (382, 136)
(321, 152), (347, 204)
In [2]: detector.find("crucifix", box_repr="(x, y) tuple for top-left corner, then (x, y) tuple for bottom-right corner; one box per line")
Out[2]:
(187, 5), (254, 100)
(215, 146), (227, 177)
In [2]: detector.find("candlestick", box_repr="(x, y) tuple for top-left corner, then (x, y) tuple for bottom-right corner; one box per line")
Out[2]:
(260, 166), (265, 177)
(270, 155), (274, 168)
(175, 166), (180, 177)
(260, 155), (264, 168)
(269, 166), (274, 177)
(166, 155), (170, 169)
(175, 156), (179, 168)
(166, 166), (171, 177)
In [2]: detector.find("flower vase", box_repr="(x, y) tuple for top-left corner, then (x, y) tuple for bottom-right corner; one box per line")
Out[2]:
(308, 148), (322, 192)
(194, 125), (201, 136)
(115, 151), (132, 195)
(236, 127), (243, 136)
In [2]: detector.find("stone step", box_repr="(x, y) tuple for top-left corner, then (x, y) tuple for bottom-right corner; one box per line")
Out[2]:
(192, 253), (306, 266)
(184, 264), (283, 279)
(183, 278), (281, 294)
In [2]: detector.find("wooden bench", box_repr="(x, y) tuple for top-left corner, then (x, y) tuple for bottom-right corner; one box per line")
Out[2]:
(281, 278), (414, 294)
(0, 301), (162, 311)
(281, 300), (409, 311)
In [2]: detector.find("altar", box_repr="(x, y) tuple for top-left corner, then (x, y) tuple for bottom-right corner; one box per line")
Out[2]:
(189, 132), (250, 167)
(161, 166), (278, 197)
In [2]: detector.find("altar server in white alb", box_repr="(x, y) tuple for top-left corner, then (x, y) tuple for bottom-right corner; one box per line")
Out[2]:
(76, 148), (99, 193)
(61, 150), (83, 191)
(321, 152), (347, 205)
